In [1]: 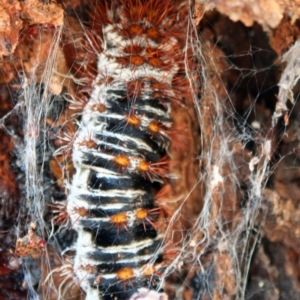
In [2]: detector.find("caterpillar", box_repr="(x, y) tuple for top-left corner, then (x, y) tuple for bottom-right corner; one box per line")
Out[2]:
(52, 0), (195, 299)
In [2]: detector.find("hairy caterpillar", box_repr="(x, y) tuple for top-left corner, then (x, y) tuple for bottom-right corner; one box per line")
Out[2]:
(57, 0), (196, 299)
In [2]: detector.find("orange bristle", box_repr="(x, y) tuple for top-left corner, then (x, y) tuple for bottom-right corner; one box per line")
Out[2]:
(47, 201), (69, 227)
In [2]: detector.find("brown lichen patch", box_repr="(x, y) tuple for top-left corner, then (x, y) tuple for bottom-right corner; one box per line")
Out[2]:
(212, 0), (283, 28)
(0, 0), (22, 58)
(279, 0), (300, 24)
(0, 0), (63, 59)
(214, 252), (237, 297)
(212, 0), (300, 30)
(269, 15), (300, 54)
(193, 2), (210, 26)
(20, 0), (63, 27)
(264, 166), (300, 252)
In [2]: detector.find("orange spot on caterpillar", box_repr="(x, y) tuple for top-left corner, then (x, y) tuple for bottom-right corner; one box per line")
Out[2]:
(78, 133), (97, 149)
(136, 160), (153, 181)
(115, 51), (145, 67)
(125, 106), (142, 126)
(70, 206), (89, 228)
(128, 24), (144, 36)
(137, 160), (151, 172)
(146, 27), (160, 40)
(117, 267), (134, 280)
(151, 81), (164, 90)
(113, 153), (131, 172)
(140, 264), (164, 289)
(131, 55), (145, 66)
(90, 103), (106, 113)
(136, 208), (148, 220)
(148, 57), (163, 68)
(47, 201), (89, 228)
(126, 114), (141, 126)
(110, 212), (129, 233)
(75, 207), (89, 217)
(145, 47), (174, 71)
(148, 120), (161, 134)
(136, 156), (169, 181)
(116, 267), (135, 290)
(111, 212), (128, 224)
(136, 207), (161, 231)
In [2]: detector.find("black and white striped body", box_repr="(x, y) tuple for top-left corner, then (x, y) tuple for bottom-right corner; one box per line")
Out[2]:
(67, 1), (186, 299)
